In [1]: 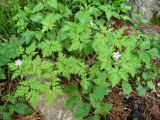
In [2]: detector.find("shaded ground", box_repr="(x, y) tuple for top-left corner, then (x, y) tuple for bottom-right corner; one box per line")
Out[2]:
(12, 110), (45, 120)
(102, 86), (158, 120)
(11, 85), (160, 120)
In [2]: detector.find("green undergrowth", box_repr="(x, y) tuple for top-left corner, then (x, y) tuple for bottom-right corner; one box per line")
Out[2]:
(0, 0), (160, 120)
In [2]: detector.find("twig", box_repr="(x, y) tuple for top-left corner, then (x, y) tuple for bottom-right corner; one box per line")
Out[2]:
(109, 113), (121, 120)
(132, 90), (159, 102)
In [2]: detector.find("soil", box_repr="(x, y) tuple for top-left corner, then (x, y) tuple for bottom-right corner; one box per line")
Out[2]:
(11, 86), (160, 120)
(12, 110), (45, 120)
(100, 85), (160, 120)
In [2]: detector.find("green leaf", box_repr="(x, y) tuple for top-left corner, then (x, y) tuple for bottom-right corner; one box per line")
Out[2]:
(99, 5), (113, 20)
(21, 30), (34, 44)
(104, 103), (112, 113)
(119, 68), (128, 82)
(81, 78), (90, 90)
(121, 15), (130, 21)
(84, 42), (94, 54)
(122, 82), (132, 95)
(38, 40), (62, 57)
(44, 90), (57, 105)
(98, 72), (107, 82)
(64, 85), (77, 94)
(138, 51), (150, 64)
(108, 69), (121, 87)
(105, 10), (114, 20)
(140, 41), (150, 51)
(2, 112), (11, 120)
(32, 2), (44, 13)
(80, 0), (88, 9)
(89, 93), (101, 108)
(0, 67), (6, 80)
(35, 31), (43, 41)
(147, 48), (158, 57)
(111, 75), (120, 87)
(139, 7), (145, 14)
(47, 0), (57, 9)
(41, 13), (61, 32)
(134, 118), (138, 120)
(75, 11), (90, 24)
(0, 41), (17, 66)
(30, 13), (43, 22)
(8, 105), (15, 114)
(64, 96), (80, 109)
(120, 5), (131, 12)
(74, 103), (91, 118)
(140, 17), (148, 24)
(0, 56), (10, 66)
(93, 84), (108, 101)
(142, 72), (148, 80)
(87, 115), (99, 120)
(14, 103), (33, 115)
(136, 85), (146, 96)
(147, 81), (155, 90)
(25, 42), (37, 55)
(28, 92), (39, 108)
(82, 82), (93, 94)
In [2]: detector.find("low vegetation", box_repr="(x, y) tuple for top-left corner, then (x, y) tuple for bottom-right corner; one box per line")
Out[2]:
(0, 0), (160, 120)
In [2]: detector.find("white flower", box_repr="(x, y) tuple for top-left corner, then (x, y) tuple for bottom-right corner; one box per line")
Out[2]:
(158, 82), (160, 87)
(90, 20), (94, 26)
(113, 51), (121, 60)
(15, 59), (22, 66)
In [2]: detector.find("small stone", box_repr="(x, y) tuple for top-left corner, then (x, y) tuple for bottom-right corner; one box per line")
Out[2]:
(38, 94), (79, 120)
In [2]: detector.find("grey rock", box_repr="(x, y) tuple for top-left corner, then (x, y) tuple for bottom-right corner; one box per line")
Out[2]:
(155, 1), (160, 16)
(38, 94), (79, 120)
(129, 0), (160, 20)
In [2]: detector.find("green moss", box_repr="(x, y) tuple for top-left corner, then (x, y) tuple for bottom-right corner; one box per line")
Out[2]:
(151, 12), (160, 25)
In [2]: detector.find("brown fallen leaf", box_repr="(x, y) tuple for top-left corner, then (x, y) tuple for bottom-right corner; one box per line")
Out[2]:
(156, 62), (160, 67)
(151, 104), (160, 120)
(125, 29), (136, 35)
(156, 74), (160, 84)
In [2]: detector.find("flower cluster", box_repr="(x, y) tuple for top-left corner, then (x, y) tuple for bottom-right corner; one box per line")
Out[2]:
(113, 51), (121, 60)
(15, 59), (22, 66)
